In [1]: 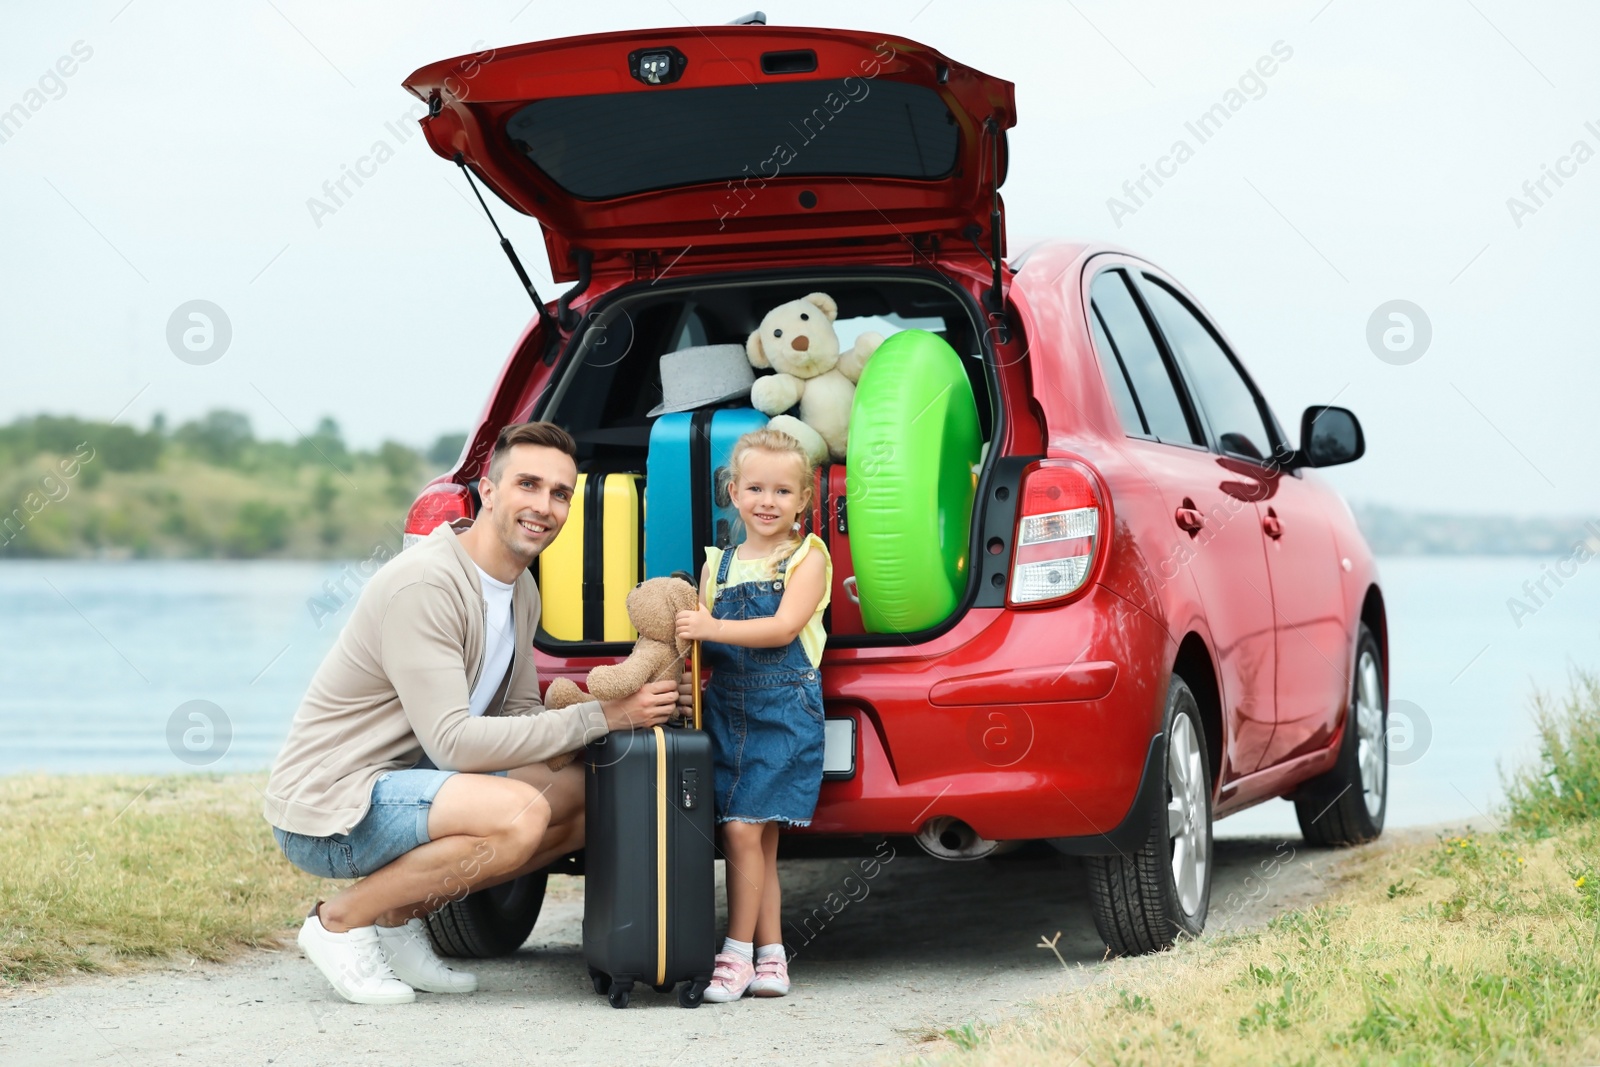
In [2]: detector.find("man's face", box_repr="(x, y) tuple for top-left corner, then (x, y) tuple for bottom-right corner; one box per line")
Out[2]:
(479, 444), (576, 564)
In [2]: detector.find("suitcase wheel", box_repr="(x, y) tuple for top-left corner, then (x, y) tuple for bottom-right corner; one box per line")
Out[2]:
(678, 980), (708, 1009)
(588, 968), (611, 996)
(608, 980), (634, 1009)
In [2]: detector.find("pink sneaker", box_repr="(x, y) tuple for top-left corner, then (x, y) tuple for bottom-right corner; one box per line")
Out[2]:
(702, 951), (756, 1003)
(749, 954), (790, 997)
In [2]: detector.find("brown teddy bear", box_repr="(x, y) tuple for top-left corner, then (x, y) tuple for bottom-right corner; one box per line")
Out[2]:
(542, 576), (701, 770)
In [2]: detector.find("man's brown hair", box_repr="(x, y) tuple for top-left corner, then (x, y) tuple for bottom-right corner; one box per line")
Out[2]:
(486, 421), (577, 484)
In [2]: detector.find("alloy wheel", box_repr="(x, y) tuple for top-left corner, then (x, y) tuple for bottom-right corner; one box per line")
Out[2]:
(1166, 713), (1209, 916)
(1356, 649), (1386, 819)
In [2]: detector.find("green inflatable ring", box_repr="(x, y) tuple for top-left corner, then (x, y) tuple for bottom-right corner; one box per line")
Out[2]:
(846, 329), (982, 633)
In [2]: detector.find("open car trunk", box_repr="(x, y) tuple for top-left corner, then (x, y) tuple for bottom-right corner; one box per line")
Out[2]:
(402, 22), (1020, 652)
(528, 267), (1002, 655)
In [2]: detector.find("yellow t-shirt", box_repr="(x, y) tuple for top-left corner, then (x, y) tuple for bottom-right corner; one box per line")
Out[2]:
(705, 533), (832, 668)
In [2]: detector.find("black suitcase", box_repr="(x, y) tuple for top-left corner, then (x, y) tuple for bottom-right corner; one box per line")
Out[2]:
(582, 643), (716, 1009)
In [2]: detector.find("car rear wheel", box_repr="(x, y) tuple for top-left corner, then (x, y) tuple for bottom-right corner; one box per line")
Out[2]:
(425, 871), (548, 958)
(1294, 624), (1386, 846)
(1086, 673), (1212, 955)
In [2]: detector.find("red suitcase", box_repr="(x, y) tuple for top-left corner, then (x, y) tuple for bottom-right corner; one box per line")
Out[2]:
(806, 465), (863, 637)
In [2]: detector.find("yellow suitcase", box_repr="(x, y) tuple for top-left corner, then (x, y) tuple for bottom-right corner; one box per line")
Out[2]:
(538, 472), (643, 642)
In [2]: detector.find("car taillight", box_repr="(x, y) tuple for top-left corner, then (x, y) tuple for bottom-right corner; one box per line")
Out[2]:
(1007, 460), (1104, 606)
(402, 483), (474, 550)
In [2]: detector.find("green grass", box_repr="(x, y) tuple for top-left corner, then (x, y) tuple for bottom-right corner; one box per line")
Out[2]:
(916, 671), (1600, 1067)
(1505, 669), (1600, 834)
(0, 774), (324, 986)
(942, 1023), (993, 1051)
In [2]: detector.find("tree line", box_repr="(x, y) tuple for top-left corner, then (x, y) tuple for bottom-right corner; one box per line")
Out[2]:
(0, 412), (467, 559)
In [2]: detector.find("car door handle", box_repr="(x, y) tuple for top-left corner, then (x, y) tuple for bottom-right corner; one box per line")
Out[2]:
(1174, 506), (1204, 534)
(1262, 509), (1282, 540)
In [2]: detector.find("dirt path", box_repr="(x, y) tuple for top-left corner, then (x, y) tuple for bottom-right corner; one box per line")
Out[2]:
(1, 832), (1406, 1067)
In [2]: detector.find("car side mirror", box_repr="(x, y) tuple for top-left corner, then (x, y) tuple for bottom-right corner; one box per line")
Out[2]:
(1290, 405), (1364, 469)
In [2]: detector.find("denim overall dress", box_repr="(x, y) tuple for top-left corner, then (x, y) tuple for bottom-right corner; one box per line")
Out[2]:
(702, 546), (826, 826)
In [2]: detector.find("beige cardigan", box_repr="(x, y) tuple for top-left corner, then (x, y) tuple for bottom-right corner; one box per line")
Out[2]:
(262, 523), (607, 837)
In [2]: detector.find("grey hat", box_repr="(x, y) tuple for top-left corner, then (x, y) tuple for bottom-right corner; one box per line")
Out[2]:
(648, 344), (756, 417)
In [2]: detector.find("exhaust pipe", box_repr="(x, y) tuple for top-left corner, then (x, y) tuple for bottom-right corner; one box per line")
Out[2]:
(914, 816), (1012, 861)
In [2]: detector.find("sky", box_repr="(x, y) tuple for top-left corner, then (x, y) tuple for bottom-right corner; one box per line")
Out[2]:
(1, 0), (1596, 516)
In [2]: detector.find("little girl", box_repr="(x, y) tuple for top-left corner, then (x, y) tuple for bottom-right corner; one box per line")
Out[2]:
(675, 428), (830, 1003)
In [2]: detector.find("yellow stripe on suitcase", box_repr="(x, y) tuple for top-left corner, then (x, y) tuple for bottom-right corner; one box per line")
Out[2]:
(654, 724), (668, 986)
(653, 644), (701, 985)
(537, 473), (642, 642)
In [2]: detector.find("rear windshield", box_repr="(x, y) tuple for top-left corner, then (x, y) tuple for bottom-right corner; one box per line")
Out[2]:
(504, 79), (960, 200)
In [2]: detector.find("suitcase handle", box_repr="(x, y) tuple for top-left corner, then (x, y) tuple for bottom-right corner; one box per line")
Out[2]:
(842, 575), (861, 605)
(691, 640), (702, 731)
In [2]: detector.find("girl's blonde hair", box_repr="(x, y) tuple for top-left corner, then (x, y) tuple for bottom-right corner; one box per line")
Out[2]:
(721, 428), (818, 577)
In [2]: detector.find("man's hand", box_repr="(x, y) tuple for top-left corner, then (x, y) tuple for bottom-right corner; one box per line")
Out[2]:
(599, 679), (679, 732)
(677, 660), (698, 716)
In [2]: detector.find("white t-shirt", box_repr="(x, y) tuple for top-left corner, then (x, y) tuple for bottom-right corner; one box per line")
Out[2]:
(468, 566), (516, 717)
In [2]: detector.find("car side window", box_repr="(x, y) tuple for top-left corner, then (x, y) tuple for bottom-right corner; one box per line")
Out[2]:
(1089, 270), (1199, 446)
(1139, 277), (1275, 463)
(1088, 305), (1150, 437)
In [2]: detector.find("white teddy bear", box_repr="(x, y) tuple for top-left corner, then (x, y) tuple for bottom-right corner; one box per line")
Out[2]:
(746, 292), (882, 464)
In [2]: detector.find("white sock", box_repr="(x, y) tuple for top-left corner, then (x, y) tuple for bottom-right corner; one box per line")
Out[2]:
(722, 937), (754, 961)
(756, 943), (786, 962)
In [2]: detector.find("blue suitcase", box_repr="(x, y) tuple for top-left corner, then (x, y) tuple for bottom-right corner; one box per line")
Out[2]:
(644, 408), (770, 580)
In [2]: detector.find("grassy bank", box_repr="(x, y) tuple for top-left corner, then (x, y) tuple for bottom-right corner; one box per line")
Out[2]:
(0, 774), (322, 986)
(4, 452), (414, 560)
(0, 412), (464, 559)
(922, 673), (1600, 1066)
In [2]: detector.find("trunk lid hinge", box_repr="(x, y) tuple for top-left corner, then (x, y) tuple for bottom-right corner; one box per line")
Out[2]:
(907, 232), (942, 268)
(629, 250), (662, 282)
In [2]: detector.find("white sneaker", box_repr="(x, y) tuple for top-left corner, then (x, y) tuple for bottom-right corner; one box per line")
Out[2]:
(297, 910), (416, 1005)
(376, 919), (478, 994)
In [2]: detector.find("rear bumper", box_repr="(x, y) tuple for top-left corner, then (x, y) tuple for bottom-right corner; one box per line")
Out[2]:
(802, 583), (1171, 843)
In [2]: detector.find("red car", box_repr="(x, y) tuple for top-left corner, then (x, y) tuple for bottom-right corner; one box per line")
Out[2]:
(399, 19), (1386, 957)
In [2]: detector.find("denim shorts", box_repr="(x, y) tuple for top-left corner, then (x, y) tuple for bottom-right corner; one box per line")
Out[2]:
(273, 768), (455, 879)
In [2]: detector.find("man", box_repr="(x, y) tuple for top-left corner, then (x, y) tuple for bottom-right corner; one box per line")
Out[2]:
(263, 421), (680, 1004)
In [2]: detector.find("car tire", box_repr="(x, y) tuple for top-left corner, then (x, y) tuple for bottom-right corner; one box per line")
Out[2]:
(1294, 624), (1386, 846)
(425, 871), (548, 959)
(1086, 673), (1213, 955)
